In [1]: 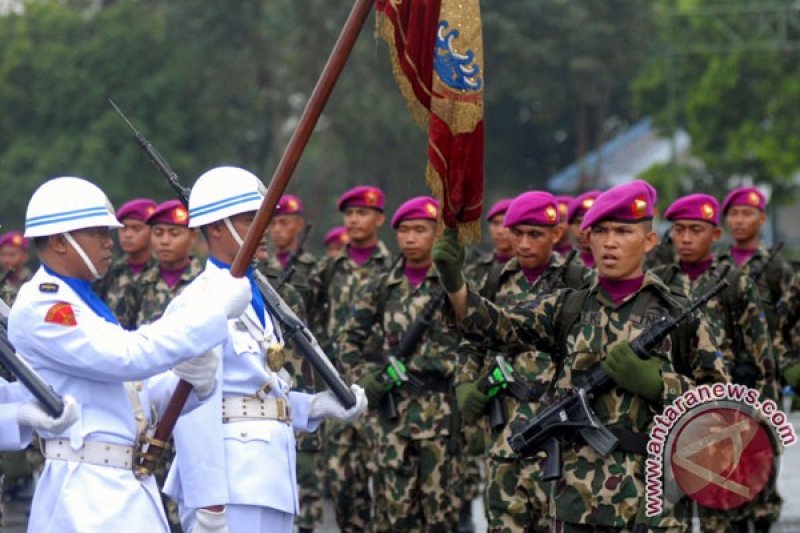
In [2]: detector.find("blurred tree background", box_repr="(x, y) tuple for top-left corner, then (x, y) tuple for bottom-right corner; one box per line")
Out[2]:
(0, 0), (797, 252)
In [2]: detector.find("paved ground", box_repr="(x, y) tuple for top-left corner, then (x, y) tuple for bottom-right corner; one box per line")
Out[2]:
(3, 412), (799, 532)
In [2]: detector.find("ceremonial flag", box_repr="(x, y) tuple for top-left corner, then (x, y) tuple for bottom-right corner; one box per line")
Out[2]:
(377, 0), (484, 242)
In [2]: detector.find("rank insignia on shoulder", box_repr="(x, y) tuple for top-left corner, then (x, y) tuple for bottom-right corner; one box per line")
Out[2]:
(45, 302), (77, 327)
(39, 283), (59, 294)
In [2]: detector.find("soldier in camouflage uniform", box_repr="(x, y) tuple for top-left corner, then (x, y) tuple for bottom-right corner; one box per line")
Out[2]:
(436, 181), (729, 531)
(265, 194), (316, 316)
(0, 231), (33, 306)
(337, 197), (465, 531)
(650, 194), (779, 533)
(94, 199), (158, 319)
(464, 198), (514, 288)
(553, 195), (574, 257)
(566, 191), (600, 269)
(310, 185), (392, 532)
(456, 192), (592, 532)
(117, 200), (202, 330)
(324, 226), (350, 258)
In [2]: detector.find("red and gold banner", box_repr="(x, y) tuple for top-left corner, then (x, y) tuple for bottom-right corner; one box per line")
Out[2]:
(377, 0), (484, 242)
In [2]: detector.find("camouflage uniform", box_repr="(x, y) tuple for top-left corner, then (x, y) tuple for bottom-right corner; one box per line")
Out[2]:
(260, 250), (317, 318)
(117, 257), (202, 532)
(652, 259), (780, 532)
(310, 242), (392, 532)
(116, 257), (203, 329)
(456, 254), (592, 532)
(337, 261), (466, 532)
(452, 271), (729, 530)
(94, 256), (158, 321)
(0, 266), (32, 306)
(257, 258), (324, 532)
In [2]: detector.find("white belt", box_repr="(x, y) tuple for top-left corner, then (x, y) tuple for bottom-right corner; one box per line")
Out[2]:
(41, 438), (135, 470)
(222, 396), (291, 424)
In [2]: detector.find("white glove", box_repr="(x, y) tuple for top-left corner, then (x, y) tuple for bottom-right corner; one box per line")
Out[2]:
(309, 384), (368, 422)
(174, 352), (219, 399)
(205, 269), (251, 319)
(192, 507), (228, 533)
(17, 394), (79, 433)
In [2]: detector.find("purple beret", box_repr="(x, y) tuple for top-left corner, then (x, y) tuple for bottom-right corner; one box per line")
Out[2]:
(580, 180), (656, 231)
(116, 198), (157, 222)
(324, 226), (350, 246)
(277, 194), (304, 215)
(721, 187), (765, 215)
(146, 199), (189, 227)
(0, 231), (28, 250)
(503, 192), (559, 228)
(338, 186), (385, 212)
(555, 195), (573, 222)
(567, 191), (601, 223)
(664, 193), (720, 225)
(486, 198), (514, 221)
(391, 196), (440, 229)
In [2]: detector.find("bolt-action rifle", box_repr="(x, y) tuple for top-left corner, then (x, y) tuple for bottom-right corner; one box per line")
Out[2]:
(508, 269), (731, 480)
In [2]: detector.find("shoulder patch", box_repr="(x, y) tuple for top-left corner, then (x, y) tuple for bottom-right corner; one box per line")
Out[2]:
(45, 302), (77, 327)
(39, 283), (59, 294)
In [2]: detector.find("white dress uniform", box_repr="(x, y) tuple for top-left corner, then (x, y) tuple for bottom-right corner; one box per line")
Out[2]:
(164, 259), (320, 532)
(8, 266), (230, 532)
(0, 379), (33, 450)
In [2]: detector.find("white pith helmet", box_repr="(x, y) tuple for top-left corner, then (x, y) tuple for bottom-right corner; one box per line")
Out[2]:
(188, 166), (265, 228)
(24, 177), (122, 238)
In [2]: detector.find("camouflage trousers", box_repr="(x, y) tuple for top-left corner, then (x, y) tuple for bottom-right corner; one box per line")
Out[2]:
(375, 429), (462, 532)
(485, 455), (550, 533)
(153, 440), (181, 532)
(295, 434), (324, 532)
(325, 419), (375, 532)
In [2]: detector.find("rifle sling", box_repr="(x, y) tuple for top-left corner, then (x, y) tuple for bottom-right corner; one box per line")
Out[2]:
(402, 372), (451, 394)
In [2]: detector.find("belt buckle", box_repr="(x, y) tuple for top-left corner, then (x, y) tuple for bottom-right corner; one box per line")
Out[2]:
(276, 398), (291, 423)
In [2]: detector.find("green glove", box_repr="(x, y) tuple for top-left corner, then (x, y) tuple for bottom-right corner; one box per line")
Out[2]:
(358, 372), (386, 407)
(783, 362), (800, 390)
(433, 227), (466, 293)
(602, 341), (663, 401)
(455, 382), (489, 424)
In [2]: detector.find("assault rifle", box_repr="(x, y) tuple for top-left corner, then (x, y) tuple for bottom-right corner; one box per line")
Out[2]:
(275, 223), (313, 291)
(110, 101), (356, 410)
(477, 355), (540, 431)
(378, 292), (445, 420)
(508, 270), (731, 480)
(0, 299), (64, 417)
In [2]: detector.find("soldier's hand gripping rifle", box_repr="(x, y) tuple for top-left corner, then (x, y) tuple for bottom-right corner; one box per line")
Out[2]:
(508, 269), (731, 480)
(0, 299), (64, 416)
(477, 355), (540, 431)
(377, 292), (445, 420)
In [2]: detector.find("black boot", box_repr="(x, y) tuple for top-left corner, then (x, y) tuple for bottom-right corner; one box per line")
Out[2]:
(457, 503), (474, 533)
(754, 519), (773, 533)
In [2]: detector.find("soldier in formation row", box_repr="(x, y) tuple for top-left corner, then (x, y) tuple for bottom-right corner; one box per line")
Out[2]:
(1, 173), (799, 533)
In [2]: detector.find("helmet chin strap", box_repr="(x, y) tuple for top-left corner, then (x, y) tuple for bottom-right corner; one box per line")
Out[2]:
(223, 217), (245, 248)
(64, 232), (102, 280)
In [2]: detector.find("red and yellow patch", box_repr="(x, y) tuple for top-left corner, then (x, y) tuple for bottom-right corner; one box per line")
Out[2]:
(582, 198), (595, 210)
(12, 235), (22, 246)
(340, 233), (350, 244)
(701, 203), (715, 220)
(558, 202), (569, 216)
(747, 191), (761, 206)
(631, 196), (648, 217)
(365, 189), (379, 206)
(286, 199), (299, 212)
(545, 206), (558, 223)
(425, 202), (438, 217)
(146, 206), (156, 217)
(45, 302), (77, 327)
(173, 207), (188, 224)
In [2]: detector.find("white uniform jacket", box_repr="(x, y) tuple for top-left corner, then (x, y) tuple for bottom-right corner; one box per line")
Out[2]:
(0, 379), (33, 450)
(165, 259), (320, 513)
(8, 266), (229, 532)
